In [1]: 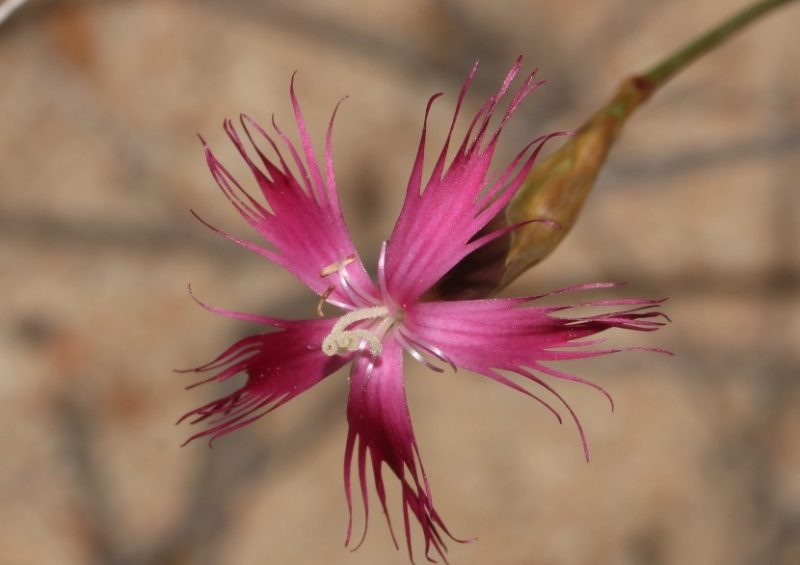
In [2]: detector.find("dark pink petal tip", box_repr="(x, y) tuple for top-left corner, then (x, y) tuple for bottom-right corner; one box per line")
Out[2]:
(178, 318), (347, 446)
(344, 340), (468, 564)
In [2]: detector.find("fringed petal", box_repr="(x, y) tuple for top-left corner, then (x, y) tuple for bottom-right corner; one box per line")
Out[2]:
(403, 287), (669, 460)
(178, 317), (348, 445)
(344, 338), (464, 563)
(183, 63), (674, 564)
(383, 58), (564, 306)
(198, 80), (376, 309)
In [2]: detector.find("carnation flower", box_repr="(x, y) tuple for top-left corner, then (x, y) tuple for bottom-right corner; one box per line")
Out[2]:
(180, 58), (668, 563)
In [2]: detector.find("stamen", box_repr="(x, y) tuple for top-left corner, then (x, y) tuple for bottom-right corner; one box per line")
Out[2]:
(338, 267), (376, 306)
(317, 286), (335, 317)
(394, 329), (445, 373)
(337, 266), (377, 308)
(377, 241), (399, 312)
(320, 255), (356, 277)
(396, 326), (457, 373)
(322, 306), (390, 357)
(320, 254), (378, 308)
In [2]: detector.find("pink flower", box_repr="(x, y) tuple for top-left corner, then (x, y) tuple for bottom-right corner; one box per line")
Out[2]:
(180, 59), (668, 563)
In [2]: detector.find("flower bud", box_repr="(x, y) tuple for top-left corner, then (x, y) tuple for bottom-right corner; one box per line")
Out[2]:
(502, 76), (654, 286)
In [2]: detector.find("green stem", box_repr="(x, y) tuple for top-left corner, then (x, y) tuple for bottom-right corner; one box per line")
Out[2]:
(643, 0), (797, 89)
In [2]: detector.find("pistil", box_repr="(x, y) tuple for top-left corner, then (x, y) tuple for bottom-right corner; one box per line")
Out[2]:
(322, 305), (391, 357)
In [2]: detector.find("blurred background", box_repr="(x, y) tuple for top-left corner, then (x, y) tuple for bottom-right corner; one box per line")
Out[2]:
(1, 1), (799, 564)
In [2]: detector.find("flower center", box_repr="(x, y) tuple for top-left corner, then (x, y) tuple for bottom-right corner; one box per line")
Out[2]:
(322, 305), (392, 357)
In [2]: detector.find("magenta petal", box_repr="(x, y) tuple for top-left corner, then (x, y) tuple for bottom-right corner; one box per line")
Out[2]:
(198, 84), (376, 308)
(179, 317), (348, 444)
(383, 58), (562, 306)
(344, 338), (461, 563)
(403, 291), (668, 459)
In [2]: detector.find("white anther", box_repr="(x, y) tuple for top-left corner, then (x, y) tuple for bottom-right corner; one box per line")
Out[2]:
(322, 305), (390, 357)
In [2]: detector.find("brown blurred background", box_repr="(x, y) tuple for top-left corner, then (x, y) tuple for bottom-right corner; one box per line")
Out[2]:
(1, 1), (799, 564)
